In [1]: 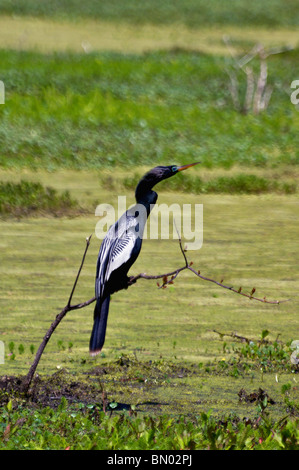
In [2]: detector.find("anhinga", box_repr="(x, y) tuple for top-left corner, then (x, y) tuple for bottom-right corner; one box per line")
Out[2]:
(89, 162), (200, 356)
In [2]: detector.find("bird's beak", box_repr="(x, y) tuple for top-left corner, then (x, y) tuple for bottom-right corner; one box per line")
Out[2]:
(177, 162), (200, 172)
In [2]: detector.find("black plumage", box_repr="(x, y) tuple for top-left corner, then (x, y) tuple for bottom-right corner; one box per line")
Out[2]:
(89, 162), (199, 355)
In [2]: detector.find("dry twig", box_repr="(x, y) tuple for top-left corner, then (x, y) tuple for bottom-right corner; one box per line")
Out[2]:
(128, 236), (288, 304)
(22, 236), (95, 393)
(223, 36), (293, 114)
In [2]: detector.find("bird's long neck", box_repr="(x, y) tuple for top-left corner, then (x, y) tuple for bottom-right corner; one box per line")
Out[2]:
(135, 189), (158, 215)
(135, 177), (158, 215)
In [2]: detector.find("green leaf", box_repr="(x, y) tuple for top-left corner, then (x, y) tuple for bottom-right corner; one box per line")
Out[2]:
(261, 329), (270, 340)
(7, 400), (13, 412)
(109, 402), (118, 409)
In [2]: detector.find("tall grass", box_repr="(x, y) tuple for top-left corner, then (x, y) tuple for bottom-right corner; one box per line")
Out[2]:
(0, 180), (77, 216)
(123, 172), (297, 195)
(1, 0), (299, 28)
(0, 401), (298, 450)
(0, 49), (299, 170)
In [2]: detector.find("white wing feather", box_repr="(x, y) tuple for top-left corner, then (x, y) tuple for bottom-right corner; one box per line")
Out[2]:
(95, 211), (143, 298)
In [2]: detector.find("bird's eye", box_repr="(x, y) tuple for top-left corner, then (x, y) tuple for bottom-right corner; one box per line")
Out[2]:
(171, 166), (177, 172)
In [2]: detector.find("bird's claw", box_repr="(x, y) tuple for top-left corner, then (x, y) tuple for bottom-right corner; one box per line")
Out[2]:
(127, 276), (137, 286)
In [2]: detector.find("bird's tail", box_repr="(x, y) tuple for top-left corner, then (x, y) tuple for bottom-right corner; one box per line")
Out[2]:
(89, 295), (111, 356)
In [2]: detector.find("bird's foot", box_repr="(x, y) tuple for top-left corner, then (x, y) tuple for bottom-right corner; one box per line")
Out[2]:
(127, 276), (136, 286)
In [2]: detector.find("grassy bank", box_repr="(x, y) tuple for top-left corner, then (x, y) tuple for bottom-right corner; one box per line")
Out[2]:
(1, 17), (298, 56)
(0, 177), (298, 446)
(0, 169), (297, 420)
(0, 48), (299, 172)
(1, 0), (299, 28)
(0, 5), (298, 448)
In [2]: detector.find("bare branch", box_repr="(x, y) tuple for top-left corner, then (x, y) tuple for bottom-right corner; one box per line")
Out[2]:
(67, 235), (92, 308)
(22, 235), (93, 393)
(226, 67), (240, 112)
(130, 237), (289, 305)
(213, 329), (252, 343)
(253, 47), (268, 114)
(244, 66), (254, 114)
(68, 296), (96, 311)
(212, 329), (284, 345)
(223, 38), (292, 115)
(128, 266), (186, 285)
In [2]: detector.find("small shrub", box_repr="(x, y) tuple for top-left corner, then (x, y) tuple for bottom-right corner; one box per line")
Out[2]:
(123, 172), (296, 195)
(0, 180), (78, 216)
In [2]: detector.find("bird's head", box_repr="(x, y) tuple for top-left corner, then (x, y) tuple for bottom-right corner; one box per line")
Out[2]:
(135, 162), (200, 201)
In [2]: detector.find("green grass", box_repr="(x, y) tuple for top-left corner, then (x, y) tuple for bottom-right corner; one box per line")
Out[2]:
(0, 399), (298, 450)
(1, 49), (299, 171)
(0, 169), (298, 377)
(1, 0), (299, 28)
(1, 334), (298, 450)
(1, 16), (297, 57)
(0, 180), (78, 216)
(0, 12), (298, 448)
(123, 172), (297, 195)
